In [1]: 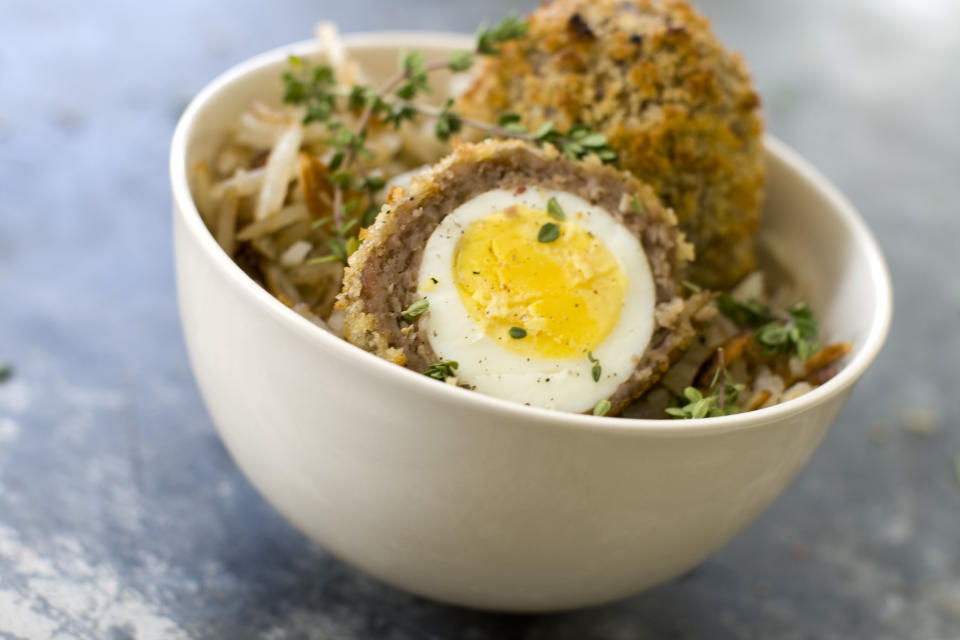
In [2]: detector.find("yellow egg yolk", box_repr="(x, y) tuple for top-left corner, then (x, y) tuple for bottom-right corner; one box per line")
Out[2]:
(453, 204), (627, 359)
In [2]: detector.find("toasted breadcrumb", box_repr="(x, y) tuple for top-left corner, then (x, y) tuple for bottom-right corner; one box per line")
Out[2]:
(457, 0), (766, 287)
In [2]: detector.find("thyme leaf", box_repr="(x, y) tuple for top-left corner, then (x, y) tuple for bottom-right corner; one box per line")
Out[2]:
(448, 49), (474, 72)
(593, 398), (612, 416)
(434, 98), (462, 141)
(402, 298), (430, 320)
(476, 16), (529, 55)
(587, 350), (601, 382)
(682, 280), (702, 294)
(537, 222), (560, 243)
(424, 360), (458, 381)
(666, 362), (743, 420)
(717, 295), (773, 327)
(281, 57), (337, 123)
(546, 197), (566, 221)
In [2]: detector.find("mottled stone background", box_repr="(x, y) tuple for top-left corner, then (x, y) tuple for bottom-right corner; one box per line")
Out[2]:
(1, 1), (958, 638)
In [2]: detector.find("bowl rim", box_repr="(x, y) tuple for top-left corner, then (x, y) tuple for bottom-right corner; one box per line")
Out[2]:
(170, 30), (893, 439)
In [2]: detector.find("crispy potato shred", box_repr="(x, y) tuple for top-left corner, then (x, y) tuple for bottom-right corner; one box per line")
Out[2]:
(190, 23), (442, 320)
(191, 19), (853, 419)
(624, 268), (855, 418)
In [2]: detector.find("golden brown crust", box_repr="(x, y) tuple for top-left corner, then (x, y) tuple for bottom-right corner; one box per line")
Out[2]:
(456, 0), (766, 287)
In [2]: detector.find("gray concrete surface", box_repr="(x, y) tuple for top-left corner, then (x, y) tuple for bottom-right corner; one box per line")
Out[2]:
(1, 0), (958, 638)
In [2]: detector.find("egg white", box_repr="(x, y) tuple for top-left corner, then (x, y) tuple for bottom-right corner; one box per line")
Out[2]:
(417, 188), (655, 413)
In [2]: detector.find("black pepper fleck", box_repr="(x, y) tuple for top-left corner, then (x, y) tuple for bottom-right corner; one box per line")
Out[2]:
(568, 13), (595, 40)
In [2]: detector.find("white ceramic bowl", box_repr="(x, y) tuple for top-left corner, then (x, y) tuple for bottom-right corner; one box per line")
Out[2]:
(170, 33), (891, 611)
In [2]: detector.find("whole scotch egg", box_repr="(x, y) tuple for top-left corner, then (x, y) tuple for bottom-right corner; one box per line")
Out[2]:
(336, 140), (712, 416)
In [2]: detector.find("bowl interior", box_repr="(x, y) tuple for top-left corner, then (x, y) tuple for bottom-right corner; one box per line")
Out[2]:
(761, 138), (887, 355)
(172, 33), (891, 431)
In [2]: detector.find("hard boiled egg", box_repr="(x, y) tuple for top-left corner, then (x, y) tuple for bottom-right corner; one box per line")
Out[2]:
(417, 187), (655, 413)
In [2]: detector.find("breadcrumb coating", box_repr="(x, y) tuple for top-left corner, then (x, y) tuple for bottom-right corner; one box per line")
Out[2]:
(456, 0), (766, 287)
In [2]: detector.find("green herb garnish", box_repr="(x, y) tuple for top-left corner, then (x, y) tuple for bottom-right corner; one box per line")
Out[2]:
(476, 15), (530, 55)
(344, 236), (359, 257)
(755, 322), (788, 348)
(278, 13), (633, 268)
(546, 197), (566, 221)
(0, 364), (12, 384)
(424, 360), (458, 381)
(447, 49), (473, 72)
(593, 399), (612, 416)
(587, 350), (601, 382)
(361, 204), (380, 228)
(731, 300), (819, 360)
(396, 51), (431, 100)
(282, 57), (337, 123)
(579, 133), (608, 148)
(532, 121), (555, 140)
(665, 382), (742, 419)
(666, 362), (743, 420)
(717, 295), (772, 327)
(786, 302), (819, 360)
(402, 298), (430, 320)
(434, 98), (462, 141)
(718, 295), (819, 360)
(495, 112), (528, 135)
(538, 222), (560, 243)
(534, 123), (617, 164)
(508, 326), (527, 339)
(629, 196), (644, 216)
(666, 387), (716, 419)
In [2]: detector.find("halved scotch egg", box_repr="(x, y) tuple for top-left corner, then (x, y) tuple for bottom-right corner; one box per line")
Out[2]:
(336, 140), (712, 415)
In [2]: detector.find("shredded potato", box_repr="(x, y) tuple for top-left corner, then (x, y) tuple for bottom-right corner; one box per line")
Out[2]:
(255, 122), (304, 220)
(211, 167), (265, 201)
(192, 162), (215, 229)
(237, 203), (308, 241)
(215, 188), (239, 256)
(315, 22), (366, 86)
(280, 240), (313, 267)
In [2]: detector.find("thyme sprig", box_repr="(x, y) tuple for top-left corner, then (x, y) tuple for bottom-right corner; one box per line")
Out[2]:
(717, 296), (819, 361)
(666, 351), (743, 419)
(383, 101), (619, 163)
(593, 398), (612, 416)
(280, 15), (618, 266)
(508, 326), (527, 339)
(546, 197), (565, 221)
(425, 360), (458, 381)
(476, 15), (529, 55)
(587, 350), (601, 382)
(537, 222), (560, 243)
(401, 298), (429, 320)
